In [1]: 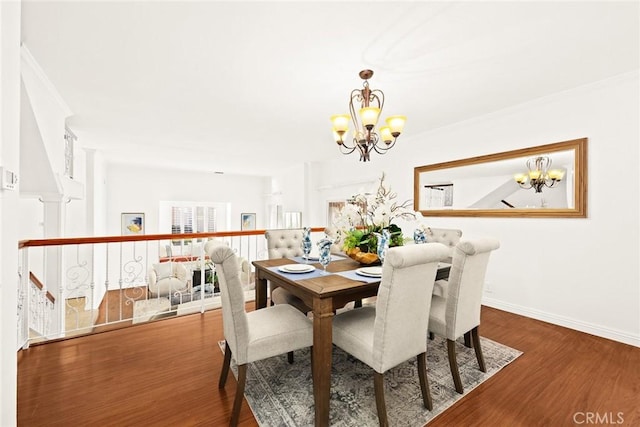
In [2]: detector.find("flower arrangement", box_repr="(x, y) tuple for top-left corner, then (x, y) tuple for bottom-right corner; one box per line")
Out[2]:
(335, 173), (416, 263)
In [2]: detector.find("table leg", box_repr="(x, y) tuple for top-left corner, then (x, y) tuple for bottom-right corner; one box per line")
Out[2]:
(255, 274), (268, 310)
(312, 298), (334, 427)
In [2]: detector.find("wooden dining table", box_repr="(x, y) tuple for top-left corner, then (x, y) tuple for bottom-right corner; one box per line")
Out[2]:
(252, 256), (451, 427)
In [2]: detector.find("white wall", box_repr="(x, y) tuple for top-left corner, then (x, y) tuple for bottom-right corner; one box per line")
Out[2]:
(270, 163), (314, 228)
(20, 44), (71, 181)
(105, 164), (271, 235)
(0, 1), (22, 424)
(310, 71), (640, 346)
(65, 148), (87, 236)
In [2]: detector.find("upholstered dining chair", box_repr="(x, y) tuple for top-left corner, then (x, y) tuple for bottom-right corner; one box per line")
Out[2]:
(332, 243), (451, 426)
(424, 227), (462, 298)
(211, 245), (313, 427)
(428, 238), (500, 394)
(204, 239), (252, 287)
(264, 229), (312, 314)
(425, 227), (462, 262)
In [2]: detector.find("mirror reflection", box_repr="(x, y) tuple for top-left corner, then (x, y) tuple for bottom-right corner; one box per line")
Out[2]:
(414, 138), (587, 218)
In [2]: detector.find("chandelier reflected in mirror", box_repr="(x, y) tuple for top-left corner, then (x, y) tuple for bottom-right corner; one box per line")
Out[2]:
(330, 70), (406, 162)
(514, 156), (565, 193)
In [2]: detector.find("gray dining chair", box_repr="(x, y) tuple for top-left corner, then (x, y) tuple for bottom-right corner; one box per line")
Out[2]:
(211, 246), (313, 427)
(428, 238), (500, 394)
(264, 228), (312, 314)
(332, 243), (450, 426)
(425, 227), (463, 300)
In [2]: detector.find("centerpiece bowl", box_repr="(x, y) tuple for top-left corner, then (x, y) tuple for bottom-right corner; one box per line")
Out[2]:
(346, 248), (381, 265)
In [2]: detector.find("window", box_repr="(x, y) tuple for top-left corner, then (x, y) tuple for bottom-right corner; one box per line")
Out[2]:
(160, 201), (230, 245)
(424, 184), (454, 208)
(171, 206), (216, 243)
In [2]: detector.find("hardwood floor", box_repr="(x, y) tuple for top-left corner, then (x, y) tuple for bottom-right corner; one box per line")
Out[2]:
(17, 305), (639, 426)
(91, 288), (149, 333)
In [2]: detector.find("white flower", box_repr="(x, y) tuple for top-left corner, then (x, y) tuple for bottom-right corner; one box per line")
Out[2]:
(336, 172), (417, 234)
(371, 204), (391, 228)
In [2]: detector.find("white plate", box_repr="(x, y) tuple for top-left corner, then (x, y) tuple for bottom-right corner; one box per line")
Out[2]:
(278, 264), (315, 274)
(355, 267), (382, 277)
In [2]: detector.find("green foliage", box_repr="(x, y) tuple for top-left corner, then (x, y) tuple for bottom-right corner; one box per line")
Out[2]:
(343, 224), (404, 254)
(388, 224), (404, 247)
(343, 229), (365, 251)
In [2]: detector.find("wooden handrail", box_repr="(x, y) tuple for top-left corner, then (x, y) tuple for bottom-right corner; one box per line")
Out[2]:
(19, 227), (328, 249)
(29, 272), (55, 304)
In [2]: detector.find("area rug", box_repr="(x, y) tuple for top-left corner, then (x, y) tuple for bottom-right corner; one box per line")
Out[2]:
(219, 335), (522, 426)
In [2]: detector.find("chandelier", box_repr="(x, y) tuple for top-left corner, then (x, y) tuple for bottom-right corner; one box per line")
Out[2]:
(514, 156), (565, 193)
(330, 70), (406, 162)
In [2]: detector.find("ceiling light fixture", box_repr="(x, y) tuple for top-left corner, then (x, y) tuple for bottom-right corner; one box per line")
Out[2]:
(514, 156), (565, 193)
(330, 70), (406, 162)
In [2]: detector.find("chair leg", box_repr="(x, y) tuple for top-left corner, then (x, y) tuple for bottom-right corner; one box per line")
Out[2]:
(471, 326), (486, 372)
(463, 331), (472, 348)
(447, 339), (464, 394)
(219, 341), (232, 388)
(428, 331), (434, 340)
(287, 351), (294, 364)
(417, 352), (433, 410)
(354, 299), (363, 308)
(373, 372), (389, 427)
(230, 364), (247, 427)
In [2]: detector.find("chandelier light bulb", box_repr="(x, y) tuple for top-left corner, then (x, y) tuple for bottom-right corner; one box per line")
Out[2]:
(330, 114), (350, 133)
(379, 126), (393, 144)
(513, 173), (527, 184)
(359, 107), (381, 129)
(548, 169), (564, 181)
(386, 115), (406, 136)
(332, 129), (344, 145)
(528, 170), (542, 180)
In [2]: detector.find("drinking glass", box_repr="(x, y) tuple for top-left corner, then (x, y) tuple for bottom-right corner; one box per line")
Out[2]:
(302, 227), (312, 262)
(317, 239), (332, 273)
(377, 229), (391, 265)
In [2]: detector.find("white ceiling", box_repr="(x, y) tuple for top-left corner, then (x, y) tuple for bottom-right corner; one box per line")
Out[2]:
(20, 1), (639, 176)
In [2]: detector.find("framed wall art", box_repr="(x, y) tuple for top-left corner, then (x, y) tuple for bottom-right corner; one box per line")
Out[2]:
(241, 213), (256, 230)
(122, 212), (145, 235)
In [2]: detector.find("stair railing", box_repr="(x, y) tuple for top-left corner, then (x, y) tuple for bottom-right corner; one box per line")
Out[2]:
(17, 227), (329, 347)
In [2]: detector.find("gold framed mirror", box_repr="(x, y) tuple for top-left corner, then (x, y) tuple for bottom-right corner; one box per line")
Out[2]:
(413, 138), (587, 218)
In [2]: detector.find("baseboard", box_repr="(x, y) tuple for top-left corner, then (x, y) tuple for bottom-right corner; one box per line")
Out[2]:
(482, 296), (640, 348)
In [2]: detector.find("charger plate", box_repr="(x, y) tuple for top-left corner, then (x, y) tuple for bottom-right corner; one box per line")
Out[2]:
(355, 266), (382, 277)
(278, 264), (315, 274)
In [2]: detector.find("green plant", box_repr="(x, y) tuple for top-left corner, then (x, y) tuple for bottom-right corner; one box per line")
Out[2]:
(343, 229), (365, 251)
(344, 223), (404, 254)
